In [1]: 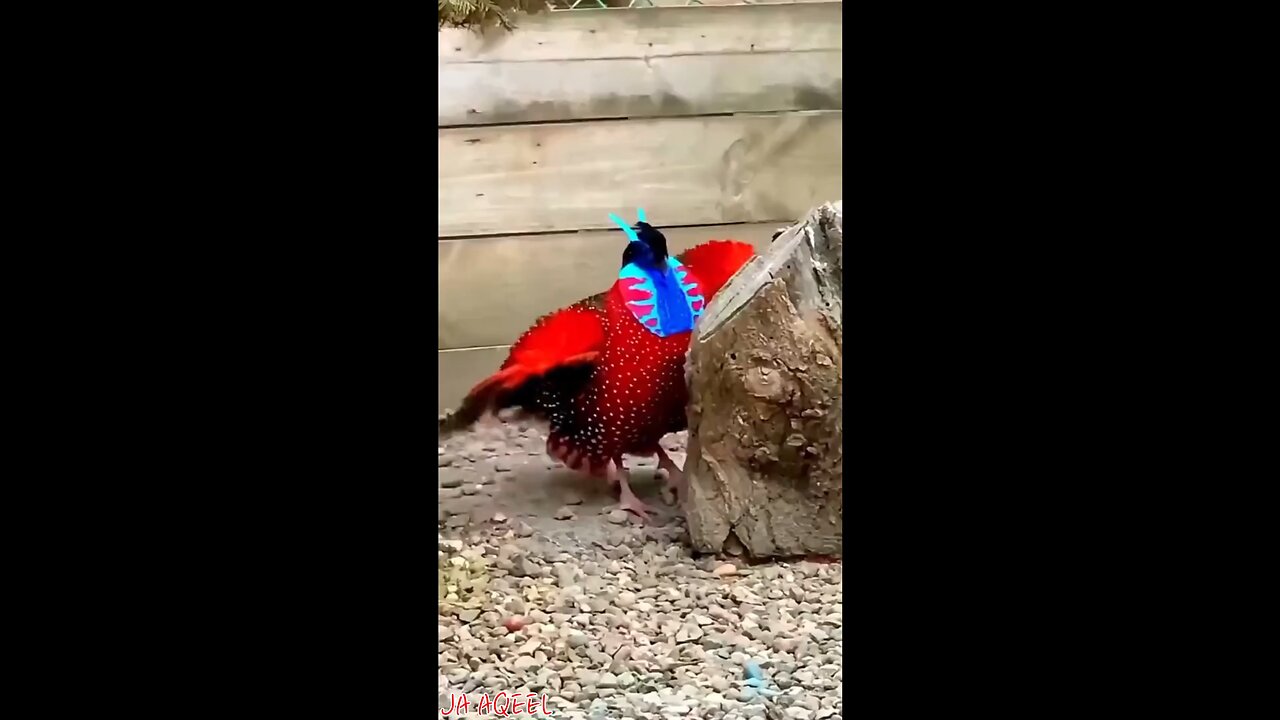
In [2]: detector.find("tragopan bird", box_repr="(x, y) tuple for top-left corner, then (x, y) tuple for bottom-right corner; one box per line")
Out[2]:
(439, 210), (755, 520)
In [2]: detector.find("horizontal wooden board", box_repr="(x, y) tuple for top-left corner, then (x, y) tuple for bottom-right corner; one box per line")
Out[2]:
(440, 50), (840, 126)
(438, 222), (782, 350)
(439, 2), (842, 125)
(439, 4), (842, 64)
(439, 346), (510, 414)
(438, 110), (842, 237)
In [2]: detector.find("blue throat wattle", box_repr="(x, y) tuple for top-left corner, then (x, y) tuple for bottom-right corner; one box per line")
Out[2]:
(610, 209), (706, 338)
(645, 263), (694, 333)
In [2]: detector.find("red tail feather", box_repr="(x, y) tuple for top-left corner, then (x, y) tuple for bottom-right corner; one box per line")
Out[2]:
(501, 302), (605, 377)
(441, 301), (607, 434)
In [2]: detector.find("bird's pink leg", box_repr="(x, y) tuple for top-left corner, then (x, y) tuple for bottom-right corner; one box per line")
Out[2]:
(655, 446), (686, 503)
(606, 459), (651, 522)
(606, 458), (623, 488)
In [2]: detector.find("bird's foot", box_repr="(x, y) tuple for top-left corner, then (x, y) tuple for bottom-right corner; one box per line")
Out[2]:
(608, 459), (651, 522)
(618, 483), (653, 523)
(605, 459), (624, 488)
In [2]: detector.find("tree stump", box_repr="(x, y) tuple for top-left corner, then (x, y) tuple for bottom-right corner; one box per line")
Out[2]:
(683, 201), (842, 557)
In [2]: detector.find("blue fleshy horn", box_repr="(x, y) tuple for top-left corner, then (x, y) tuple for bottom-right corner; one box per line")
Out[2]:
(609, 212), (641, 243)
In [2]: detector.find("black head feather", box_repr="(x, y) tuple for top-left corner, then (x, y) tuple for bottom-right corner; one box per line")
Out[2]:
(621, 221), (670, 269)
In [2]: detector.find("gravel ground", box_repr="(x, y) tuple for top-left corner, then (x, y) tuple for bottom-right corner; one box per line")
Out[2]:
(439, 420), (843, 719)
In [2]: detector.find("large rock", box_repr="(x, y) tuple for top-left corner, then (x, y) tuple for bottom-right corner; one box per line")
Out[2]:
(683, 201), (842, 557)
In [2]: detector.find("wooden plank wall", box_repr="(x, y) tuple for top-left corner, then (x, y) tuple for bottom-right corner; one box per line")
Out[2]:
(439, 3), (843, 127)
(438, 2), (842, 412)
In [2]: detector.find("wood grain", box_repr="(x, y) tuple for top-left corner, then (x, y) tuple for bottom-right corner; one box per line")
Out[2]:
(438, 222), (782, 350)
(438, 3), (842, 64)
(439, 51), (841, 126)
(685, 202), (843, 556)
(438, 110), (842, 237)
(438, 3), (842, 126)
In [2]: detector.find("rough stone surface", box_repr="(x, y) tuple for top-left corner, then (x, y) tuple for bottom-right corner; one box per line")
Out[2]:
(684, 201), (843, 557)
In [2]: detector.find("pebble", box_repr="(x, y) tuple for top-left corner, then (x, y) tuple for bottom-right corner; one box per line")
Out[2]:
(724, 534), (745, 555)
(435, 428), (841, 718)
(510, 558), (540, 577)
(676, 625), (704, 642)
(555, 506), (576, 520)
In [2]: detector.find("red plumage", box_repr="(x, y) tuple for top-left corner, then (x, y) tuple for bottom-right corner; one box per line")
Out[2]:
(543, 280), (690, 475)
(675, 240), (757, 300)
(440, 238), (757, 519)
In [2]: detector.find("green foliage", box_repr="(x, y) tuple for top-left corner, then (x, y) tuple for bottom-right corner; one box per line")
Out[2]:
(438, 0), (550, 33)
